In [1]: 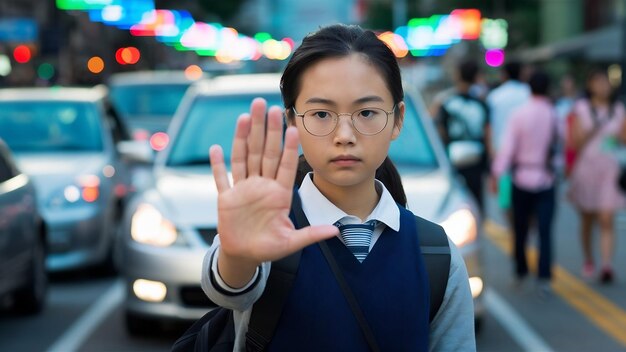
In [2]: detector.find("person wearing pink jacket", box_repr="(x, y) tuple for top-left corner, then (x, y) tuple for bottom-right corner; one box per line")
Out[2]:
(491, 70), (559, 294)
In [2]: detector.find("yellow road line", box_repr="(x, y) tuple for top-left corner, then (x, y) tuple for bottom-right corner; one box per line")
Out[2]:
(484, 220), (626, 346)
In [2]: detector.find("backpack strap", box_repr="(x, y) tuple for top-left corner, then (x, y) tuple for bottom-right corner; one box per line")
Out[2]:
(414, 216), (451, 322)
(245, 192), (304, 352)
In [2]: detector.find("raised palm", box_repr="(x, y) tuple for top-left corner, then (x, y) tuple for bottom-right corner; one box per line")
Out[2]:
(210, 98), (338, 267)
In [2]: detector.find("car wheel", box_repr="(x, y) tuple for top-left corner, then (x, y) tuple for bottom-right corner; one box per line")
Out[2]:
(11, 236), (47, 315)
(125, 311), (160, 336)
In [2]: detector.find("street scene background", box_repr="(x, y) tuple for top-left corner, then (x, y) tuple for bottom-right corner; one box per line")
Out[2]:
(1, 0), (626, 351)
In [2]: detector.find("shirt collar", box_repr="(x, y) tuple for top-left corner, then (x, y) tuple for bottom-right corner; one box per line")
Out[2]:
(298, 172), (400, 231)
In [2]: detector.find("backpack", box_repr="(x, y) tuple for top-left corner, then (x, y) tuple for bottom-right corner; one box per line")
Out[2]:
(171, 193), (451, 352)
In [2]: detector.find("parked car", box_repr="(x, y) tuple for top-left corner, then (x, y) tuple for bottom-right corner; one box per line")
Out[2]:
(118, 73), (484, 334)
(108, 70), (204, 153)
(0, 87), (135, 272)
(0, 139), (47, 314)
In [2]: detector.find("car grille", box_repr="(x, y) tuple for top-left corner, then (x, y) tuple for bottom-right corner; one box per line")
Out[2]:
(197, 228), (217, 245)
(180, 286), (217, 308)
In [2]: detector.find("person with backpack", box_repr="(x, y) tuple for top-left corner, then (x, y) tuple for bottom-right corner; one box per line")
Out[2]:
(567, 69), (626, 283)
(194, 24), (475, 351)
(436, 59), (491, 214)
(491, 70), (560, 296)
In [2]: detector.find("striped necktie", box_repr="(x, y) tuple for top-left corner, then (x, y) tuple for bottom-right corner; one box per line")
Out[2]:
(335, 220), (377, 263)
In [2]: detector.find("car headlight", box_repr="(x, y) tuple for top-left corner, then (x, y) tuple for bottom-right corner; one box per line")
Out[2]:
(47, 174), (101, 208)
(439, 208), (477, 247)
(130, 203), (180, 247)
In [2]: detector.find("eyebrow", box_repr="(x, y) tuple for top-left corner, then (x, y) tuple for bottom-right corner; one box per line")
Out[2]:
(304, 95), (386, 106)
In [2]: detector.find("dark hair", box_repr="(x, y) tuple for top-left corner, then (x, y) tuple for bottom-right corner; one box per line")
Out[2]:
(458, 60), (479, 84)
(584, 68), (619, 114)
(282, 24), (407, 206)
(504, 61), (522, 81)
(529, 70), (550, 96)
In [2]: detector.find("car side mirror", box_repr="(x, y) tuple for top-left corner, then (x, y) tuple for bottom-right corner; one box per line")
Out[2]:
(448, 141), (484, 168)
(117, 140), (154, 164)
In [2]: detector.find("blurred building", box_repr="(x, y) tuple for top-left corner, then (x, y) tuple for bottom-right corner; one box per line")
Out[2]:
(0, 0), (196, 87)
(516, 0), (625, 65)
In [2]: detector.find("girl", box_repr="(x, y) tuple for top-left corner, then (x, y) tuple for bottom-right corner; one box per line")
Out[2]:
(202, 24), (475, 351)
(568, 69), (626, 283)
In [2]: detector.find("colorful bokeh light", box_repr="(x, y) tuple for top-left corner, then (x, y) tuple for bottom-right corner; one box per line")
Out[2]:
(13, 45), (32, 63)
(87, 56), (105, 73)
(184, 65), (203, 80)
(37, 63), (55, 80)
(485, 49), (505, 67)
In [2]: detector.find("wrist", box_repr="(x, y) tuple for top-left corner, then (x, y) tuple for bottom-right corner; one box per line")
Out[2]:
(217, 248), (260, 289)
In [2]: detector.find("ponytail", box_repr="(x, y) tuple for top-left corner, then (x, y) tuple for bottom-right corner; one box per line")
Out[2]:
(375, 157), (407, 207)
(295, 155), (407, 207)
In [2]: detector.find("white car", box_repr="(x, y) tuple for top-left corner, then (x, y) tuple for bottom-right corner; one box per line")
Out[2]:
(117, 73), (484, 334)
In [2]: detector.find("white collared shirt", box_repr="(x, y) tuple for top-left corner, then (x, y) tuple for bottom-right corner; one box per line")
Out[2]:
(299, 172), (400, 250)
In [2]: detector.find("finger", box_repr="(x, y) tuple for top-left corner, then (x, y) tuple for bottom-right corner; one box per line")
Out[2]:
(247, 98), (267, 177)
(286, 225), (339, 252)
(231, 114), (251, 184)
(276, 126), (300, 190)
(209, 145), (230, 192)
(262, 106), (284, 178)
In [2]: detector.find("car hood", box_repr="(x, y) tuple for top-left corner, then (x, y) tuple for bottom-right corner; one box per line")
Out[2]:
(400, 168), (454, 223)
(156, 167), (219, 227)
(15, 153), (109, 199)
(155, 166), (453, 228)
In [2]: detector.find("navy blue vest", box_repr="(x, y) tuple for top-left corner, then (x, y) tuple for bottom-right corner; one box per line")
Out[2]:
(267, 205), (430, 351)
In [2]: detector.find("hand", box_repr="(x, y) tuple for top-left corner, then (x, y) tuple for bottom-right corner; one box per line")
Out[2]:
(210, 98), (339, 286)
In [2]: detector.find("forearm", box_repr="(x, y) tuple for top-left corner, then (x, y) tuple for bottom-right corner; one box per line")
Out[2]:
(429, 239), (476, 351)
(201, 236), (270, 311)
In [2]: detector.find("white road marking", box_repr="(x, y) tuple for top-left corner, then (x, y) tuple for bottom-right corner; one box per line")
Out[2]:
(484, 288), (555, 352)
(46, 279), (125, 352)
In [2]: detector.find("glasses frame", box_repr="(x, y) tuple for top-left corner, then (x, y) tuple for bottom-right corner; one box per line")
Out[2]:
(292, 105), (397, 136)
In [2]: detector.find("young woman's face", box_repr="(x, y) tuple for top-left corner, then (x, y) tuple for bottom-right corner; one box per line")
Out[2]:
(588, 73), (612, 100)
(291, 53), (404, 189)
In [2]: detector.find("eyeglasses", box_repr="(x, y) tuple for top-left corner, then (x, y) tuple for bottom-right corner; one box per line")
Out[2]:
(292, 105), (396, 136)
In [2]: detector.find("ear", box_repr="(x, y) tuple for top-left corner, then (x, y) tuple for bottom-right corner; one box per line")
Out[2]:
(391, 101), (405, 140)
(284, 109), (297, 127)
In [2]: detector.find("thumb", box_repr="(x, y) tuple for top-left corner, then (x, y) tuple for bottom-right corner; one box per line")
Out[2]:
(286, 225), (339, 252)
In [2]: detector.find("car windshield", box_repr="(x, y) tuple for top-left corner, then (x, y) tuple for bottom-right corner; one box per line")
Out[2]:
(166, 94), (437, 169)
(110, 84), (190, 119)
(0, 101), (103, 152)
(167, 94), (284, 166)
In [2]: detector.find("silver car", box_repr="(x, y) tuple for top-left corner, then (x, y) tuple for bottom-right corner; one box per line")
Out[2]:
(0, 139), (47, 314)
(0, 87), (133, 272)
(118, 73), (484, 333)
(108, 70), (203, 152)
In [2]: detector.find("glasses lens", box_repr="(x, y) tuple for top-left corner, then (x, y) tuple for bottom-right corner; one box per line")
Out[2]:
(303, 110), (337, 136)
(352, 108), (388, 135)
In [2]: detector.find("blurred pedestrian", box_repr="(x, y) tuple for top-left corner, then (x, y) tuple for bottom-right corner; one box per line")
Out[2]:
(491, 70), (559, 294)
(487, 61), (530, 226)
(554, 73), (580, 175)
(436, 60), (491, 214)
(567, 69), (626, 283)
(555, 73), (579, 120)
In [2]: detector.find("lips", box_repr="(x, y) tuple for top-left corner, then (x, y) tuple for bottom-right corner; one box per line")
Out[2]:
(330, 155), (361, 165)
